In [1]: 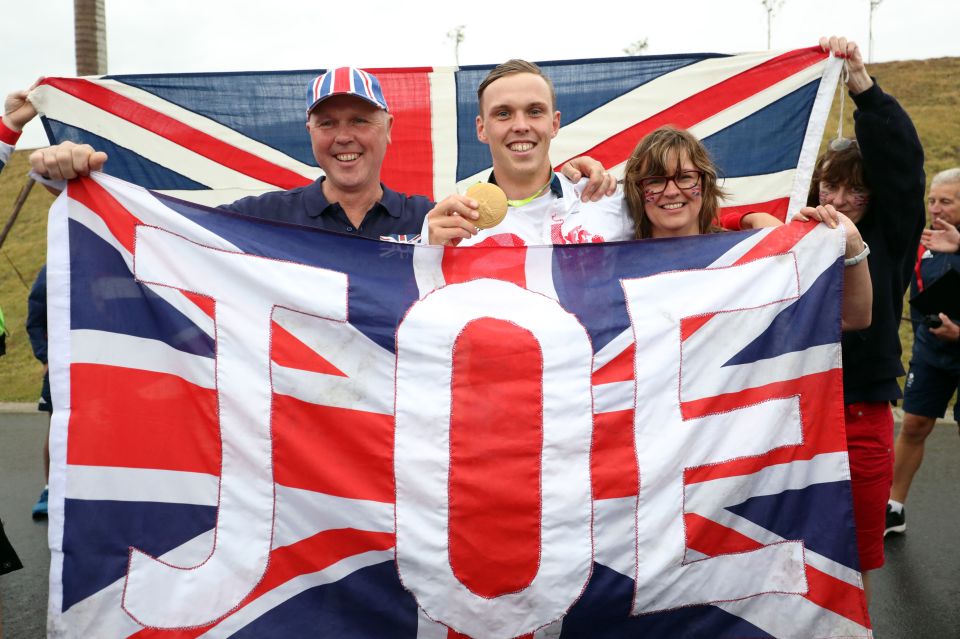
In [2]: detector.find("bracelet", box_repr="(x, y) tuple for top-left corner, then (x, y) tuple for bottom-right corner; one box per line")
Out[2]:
(844, 241), (870, 267)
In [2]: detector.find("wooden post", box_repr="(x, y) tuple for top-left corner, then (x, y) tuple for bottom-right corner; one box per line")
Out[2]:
(0, 177), (36, 251)
(74, 0), (108, 76)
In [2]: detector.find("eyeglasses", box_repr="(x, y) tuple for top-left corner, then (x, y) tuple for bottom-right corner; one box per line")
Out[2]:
(639, 170), (703, 195)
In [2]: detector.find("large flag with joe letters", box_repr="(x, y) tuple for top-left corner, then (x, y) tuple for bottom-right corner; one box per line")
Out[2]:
(46, 173), (871, 638)
(30, 48), (840, 223)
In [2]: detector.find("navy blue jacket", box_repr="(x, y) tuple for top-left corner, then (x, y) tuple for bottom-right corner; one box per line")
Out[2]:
(839, 82), (926, 403)
(26, 265), (47, 364)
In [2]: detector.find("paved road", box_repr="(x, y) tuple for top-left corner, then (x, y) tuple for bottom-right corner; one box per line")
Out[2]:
(1, 412), (958, 638)
(1, 413), (49, 639)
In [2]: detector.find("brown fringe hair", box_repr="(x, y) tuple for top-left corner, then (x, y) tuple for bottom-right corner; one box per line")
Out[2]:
(623, 126), (727, 239)
(806, 139), (866, 207)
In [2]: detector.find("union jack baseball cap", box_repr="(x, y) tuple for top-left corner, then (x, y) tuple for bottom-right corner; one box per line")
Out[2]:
(306, 67), (389, 116)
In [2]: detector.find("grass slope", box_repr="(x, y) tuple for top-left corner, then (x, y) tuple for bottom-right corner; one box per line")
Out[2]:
(0, 57), (956, 400)
(0, 150), (56, 401)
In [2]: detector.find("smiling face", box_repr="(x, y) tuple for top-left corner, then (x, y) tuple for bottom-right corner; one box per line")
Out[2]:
(306, 94), (393, 198)
(928, 181), (960, 226)
(475, 72), (560, 197)
(639, 150), (704, 239)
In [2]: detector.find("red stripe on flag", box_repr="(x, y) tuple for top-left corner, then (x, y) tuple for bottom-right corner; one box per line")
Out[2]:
(805, 565), (871, 628)
(685, 512), (764, 556)
(129, 528), (396, 639)
(449, 319), (542, 598)
(442, 244), (528, 288)
(272, 394), (394, 502)
(592, 343), (635, 385)
(732, 218), (821, 265)
(183, 291), (215, 319)
(680, 314), (712, 343)
(44, 78), (312, 190)
(592, 409), (639, 499)
(367, 69), (436, 200)
(271, 322), (347, 376)
(67, 363), (220, 474)
(685, 514), (869, 627)
(555, 48), (827, 170)
(69, 176), (138, 253)
(683, 370), (846, 484)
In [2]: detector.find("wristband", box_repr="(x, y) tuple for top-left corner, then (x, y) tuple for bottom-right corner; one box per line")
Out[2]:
(844, 241), (870, 267)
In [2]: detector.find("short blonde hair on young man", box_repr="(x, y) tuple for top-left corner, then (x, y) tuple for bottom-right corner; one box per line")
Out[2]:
(477, 59), (557, 112)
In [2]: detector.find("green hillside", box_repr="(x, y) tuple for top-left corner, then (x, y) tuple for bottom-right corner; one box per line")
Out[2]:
(0, 150), (57, 401)
(1, 57), (957, 401)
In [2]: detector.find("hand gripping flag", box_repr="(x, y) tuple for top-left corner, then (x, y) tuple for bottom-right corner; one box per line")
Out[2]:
(30, 48), (840, 224)
(46, 173), (871, 638)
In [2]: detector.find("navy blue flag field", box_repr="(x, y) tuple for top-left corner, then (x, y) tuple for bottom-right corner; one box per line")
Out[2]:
(45, 173), (871, 638)
(31, 48), (840, 226)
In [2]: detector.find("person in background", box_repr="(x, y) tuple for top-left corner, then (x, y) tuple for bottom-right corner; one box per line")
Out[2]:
(887, 168), (960, 534)
(1, 82), (50, 520)
(0, 80), (38, 170)
(1, 81), (39, 635)
(26, 265), (50, 519)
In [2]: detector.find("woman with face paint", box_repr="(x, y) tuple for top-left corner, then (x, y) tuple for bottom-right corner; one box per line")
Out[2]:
(622, 125), (722, 241)
(804, 36), (926, 604)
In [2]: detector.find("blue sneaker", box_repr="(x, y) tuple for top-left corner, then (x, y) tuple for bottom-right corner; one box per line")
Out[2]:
(31, 488), (48, 520)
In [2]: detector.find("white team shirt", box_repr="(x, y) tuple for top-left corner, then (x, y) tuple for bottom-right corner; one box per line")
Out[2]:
(425, 174), (633, 247)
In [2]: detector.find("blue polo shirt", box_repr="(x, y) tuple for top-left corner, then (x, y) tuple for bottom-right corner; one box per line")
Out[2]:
(222, 178), (434, 240)
(911, 250), (960, 370)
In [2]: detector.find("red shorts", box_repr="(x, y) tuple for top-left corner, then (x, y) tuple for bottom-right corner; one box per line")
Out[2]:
(844, 401), (894, 571)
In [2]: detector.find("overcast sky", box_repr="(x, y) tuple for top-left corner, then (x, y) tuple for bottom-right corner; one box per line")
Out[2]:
(5, 0), (957, 148)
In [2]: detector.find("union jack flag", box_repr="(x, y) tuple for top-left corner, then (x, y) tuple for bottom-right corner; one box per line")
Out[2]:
(46, 172), (870, 638)
(31, 48), (840, 224)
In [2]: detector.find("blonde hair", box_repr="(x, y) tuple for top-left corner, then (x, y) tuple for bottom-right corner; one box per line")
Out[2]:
(623, 126), (727, 239)
(477, 59), (557, 112)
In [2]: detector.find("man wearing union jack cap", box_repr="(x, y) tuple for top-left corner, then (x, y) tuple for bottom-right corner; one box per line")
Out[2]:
(223, 66), (433, 239)
(30, 67), (434, 240)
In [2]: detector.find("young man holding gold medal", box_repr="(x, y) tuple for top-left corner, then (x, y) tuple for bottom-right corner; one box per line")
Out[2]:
(425, 59), (631, 247)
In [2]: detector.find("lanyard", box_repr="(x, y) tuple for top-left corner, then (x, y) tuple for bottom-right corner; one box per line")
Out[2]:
(506, 181), (551, 208)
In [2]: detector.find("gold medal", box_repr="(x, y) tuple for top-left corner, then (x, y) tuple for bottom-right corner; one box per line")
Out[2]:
(466, 183), (509, 230)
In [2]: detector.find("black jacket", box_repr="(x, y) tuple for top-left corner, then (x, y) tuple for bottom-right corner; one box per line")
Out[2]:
(841, 81), (926, 403)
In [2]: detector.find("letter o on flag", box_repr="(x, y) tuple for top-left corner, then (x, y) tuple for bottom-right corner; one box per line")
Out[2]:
(395, 278), (594, 639)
